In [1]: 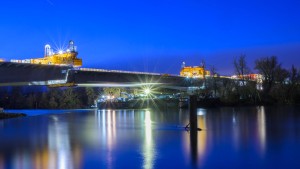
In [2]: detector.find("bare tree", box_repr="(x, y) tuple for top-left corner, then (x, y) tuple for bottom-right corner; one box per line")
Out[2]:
(289, 65), (299, 85)
(201, 59), (207, 88)
(254, 56), (281, 94)
(210, 66), (218, 97)
(286, 65), (300, 103)
(234, 54), (250, 85)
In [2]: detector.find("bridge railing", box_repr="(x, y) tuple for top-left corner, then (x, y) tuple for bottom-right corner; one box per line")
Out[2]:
(79, 67), (174, 76)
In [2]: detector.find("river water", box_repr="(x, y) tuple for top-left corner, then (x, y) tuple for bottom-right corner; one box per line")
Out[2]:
(1, 106), (300, 169)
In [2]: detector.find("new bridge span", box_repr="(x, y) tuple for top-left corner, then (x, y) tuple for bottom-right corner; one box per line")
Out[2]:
(0, 62), (204, 89)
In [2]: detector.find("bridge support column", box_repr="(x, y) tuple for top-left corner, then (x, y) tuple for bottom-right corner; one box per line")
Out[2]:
(189, 95), (198, 166)
(189, 95), (198, 131)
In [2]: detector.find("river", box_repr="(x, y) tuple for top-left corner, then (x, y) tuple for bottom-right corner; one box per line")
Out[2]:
(1, 106), (300, 169)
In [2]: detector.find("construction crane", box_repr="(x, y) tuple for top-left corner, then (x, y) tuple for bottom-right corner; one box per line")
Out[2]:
(11, 40), (82, 67)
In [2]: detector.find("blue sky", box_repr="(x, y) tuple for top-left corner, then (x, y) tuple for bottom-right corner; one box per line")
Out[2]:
(0, 0), (299, 75)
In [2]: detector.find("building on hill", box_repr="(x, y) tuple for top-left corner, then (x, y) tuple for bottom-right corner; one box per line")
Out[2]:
(180, 62), (210, 78)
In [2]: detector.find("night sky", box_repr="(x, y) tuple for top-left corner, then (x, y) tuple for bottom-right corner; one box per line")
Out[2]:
(0, 0), (299, 75)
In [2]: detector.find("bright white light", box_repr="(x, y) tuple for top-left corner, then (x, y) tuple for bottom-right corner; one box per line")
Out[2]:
(197, 108), (206, 116)
(58, 50), (63, 54)
(144, 88), (151, 95)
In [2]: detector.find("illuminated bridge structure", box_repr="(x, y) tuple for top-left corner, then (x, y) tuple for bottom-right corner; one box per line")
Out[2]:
(0, 62), (205, 89)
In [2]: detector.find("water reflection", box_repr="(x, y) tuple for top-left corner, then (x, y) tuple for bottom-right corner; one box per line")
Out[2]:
(0, 154), (3, 169)
(1, 107), (300, 168)
(232, 108), (241, 150)
(96, 109), (117, 169)
(257, 106), (266, 155)
(197, 109), (207, 159)
(183, 108), (207, 168)
(48, 115), (73, 169)
(143, 110), (156, 169)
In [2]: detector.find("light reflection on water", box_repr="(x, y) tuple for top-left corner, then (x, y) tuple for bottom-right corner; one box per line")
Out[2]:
(257, 106), (266, 156)
(143, 110), (155, 169)
(1, 106), (300, 168)
(48, 115), (76, 169)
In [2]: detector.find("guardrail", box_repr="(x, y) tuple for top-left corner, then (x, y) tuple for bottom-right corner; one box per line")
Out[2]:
(79, 67), (179, 76)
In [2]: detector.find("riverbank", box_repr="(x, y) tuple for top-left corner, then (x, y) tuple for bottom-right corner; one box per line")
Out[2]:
(196, 98), (262, 107)
(97, 97), (298, 109)
(196, 99), (300, 109)
(98, 98), (179, 109)
(0, 112), (27, 119)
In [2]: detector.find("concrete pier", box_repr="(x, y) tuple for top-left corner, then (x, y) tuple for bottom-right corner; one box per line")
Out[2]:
(189, 95), (198, 167)
(189, 95), (198, 131)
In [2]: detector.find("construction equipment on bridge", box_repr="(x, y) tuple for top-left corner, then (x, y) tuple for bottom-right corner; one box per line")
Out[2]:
(180, 62), (210, 78)
(11, 40), (82, 67)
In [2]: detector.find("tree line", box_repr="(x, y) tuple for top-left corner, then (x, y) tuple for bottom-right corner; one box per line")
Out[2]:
(0, 87), (99, 109)
(0, 85), (179, 109)
(206, 55), (300, 105)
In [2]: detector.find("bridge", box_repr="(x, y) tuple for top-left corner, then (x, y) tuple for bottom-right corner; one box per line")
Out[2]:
(0, 62), (205, 89)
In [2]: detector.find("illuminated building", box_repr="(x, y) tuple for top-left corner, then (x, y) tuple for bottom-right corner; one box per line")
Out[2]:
(10, 40), (82, 67)
(231, 73), (263, 90)
(180, 62), (210, 78)
(231, 73), (263, 83)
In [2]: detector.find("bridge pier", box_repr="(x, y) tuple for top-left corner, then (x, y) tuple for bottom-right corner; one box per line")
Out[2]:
(189, 95), (198, 167)
(189, 95), (198, 132)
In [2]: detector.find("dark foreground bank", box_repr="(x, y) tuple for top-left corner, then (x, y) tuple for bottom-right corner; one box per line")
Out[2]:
(0, 112), (27, 119)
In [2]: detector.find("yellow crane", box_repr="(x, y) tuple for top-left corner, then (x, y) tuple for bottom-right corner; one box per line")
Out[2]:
(11, 40), (82, 67)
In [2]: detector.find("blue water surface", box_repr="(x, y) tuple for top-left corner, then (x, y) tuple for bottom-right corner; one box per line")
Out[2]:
(1, 106), (300, 169)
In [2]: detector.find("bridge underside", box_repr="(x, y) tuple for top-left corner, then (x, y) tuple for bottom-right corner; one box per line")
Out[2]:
(0, 62), (205, 89)
(0, 62), (71, 86)
(71, 70), (203, 88)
